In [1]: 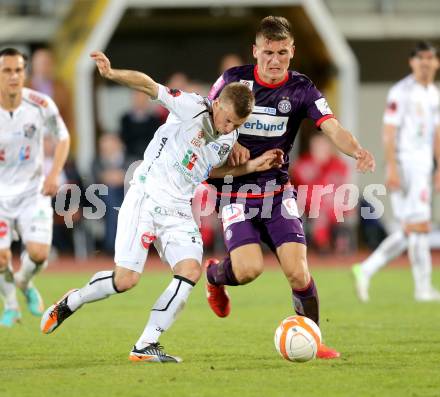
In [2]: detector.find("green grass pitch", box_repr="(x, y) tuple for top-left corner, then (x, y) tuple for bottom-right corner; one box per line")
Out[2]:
(1, 267), (439, 397)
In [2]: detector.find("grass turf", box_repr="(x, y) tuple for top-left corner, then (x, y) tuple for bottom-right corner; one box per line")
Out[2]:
(1, 267), (439, 397)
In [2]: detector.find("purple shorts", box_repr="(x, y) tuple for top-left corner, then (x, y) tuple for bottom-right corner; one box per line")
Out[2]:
(217, 187), (306, 253)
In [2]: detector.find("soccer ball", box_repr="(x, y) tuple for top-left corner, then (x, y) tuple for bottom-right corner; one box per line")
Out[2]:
(274, 315), (321, 362)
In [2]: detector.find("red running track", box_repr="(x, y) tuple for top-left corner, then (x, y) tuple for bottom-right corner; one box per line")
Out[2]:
(12, 250), (440, 273)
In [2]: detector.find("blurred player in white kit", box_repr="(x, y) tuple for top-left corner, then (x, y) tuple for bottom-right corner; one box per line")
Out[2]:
(353, 41), (440, 302)
(0, 48), (70, 326)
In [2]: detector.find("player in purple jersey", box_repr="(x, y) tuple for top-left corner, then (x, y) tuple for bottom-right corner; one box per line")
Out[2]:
(205, 16), (375, 359)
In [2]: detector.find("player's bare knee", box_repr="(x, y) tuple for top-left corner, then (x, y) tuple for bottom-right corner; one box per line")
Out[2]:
(285, 266), (310, 289)
(26, 244), (50, 264)
(174, 261), (201, 284)
(28, 251), (48, 264)
(284, 260), (310, 289)
(404, 222), (430, 234)
(114, 271), (139, 292)
(0, 250), (11, 270)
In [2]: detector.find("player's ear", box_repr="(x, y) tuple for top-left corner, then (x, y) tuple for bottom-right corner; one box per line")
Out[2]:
(252, 44), (258, 59)
(290, 45), (295, 59)
(212, 98), (219, 111)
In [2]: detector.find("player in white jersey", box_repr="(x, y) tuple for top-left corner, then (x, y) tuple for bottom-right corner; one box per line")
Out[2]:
(0, 48), (70, 327)
(353, 41), (440, 302)
(41, 51), (282, 362)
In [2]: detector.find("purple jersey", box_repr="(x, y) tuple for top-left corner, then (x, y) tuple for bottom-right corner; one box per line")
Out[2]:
(207, 65), (334, 196)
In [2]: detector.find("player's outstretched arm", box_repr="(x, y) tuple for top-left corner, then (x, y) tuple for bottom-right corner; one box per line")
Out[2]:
(320, 117), (375, 173)
(210, 149), (283, 178)
(90, 51), (159, 99)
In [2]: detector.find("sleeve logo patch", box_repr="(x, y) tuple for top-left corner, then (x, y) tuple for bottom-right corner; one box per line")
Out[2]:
(28, 93), (48, 108)
(386, 101), (397, 113)
(315, 98), (332, 115)
(166, 87), (182, 97)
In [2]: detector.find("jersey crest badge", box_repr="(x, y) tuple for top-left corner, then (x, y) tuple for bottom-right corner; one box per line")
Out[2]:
(23, 123), (36, 139)
(218, 143), (230, 159)
(278, 98), (291, 114)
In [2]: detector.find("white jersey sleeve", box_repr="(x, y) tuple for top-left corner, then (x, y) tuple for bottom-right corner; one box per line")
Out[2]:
(43, 95), (69, 141)
(383, 85), (405, 127)
(155, 84), (207, 121)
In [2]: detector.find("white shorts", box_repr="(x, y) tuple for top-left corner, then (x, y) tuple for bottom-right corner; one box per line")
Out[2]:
(114, 185), (203, 273)
(0, 193), (53, 249)
(390, 164), (431, 223)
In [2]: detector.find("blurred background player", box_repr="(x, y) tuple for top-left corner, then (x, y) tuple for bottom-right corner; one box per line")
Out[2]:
(0, 47), (70, 327)
(205, 16), (375, 359)
(353, 41), (440, 302)
(27, 47), (74, 145)
(92, 133), (128, 254)
(119, 90), (163, 164)
(291, 133), (350, 254)
(41, 51), (282, 362)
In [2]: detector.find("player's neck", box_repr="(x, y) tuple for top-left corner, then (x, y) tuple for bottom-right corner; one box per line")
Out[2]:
(413, 74), (432, 87)
(0, 91), (22, 111)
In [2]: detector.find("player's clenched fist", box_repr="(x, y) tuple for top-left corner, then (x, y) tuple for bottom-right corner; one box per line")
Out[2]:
(90, 51), (113, 79)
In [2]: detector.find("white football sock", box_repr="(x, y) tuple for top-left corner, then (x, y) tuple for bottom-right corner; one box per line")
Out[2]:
(408, 233), (432, 296)
(0, 261), (19, 311)
(361, 230), (408, 279)
(135, 276), (194, 349)
(66, 270), (118, 312)
(14, 252), (48, 290)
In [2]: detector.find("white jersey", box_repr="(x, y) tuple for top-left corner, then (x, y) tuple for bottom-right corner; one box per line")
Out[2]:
(0, 88), (69, 199)
(383, 75), (440, 171)
(132, 84), (238, 207)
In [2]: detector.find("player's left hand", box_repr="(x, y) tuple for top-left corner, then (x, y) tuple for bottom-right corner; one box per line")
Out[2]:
(354, 148), (375, 173)
(42, 173), (59, 197)
(249, 149), (284, 172)
(90, 51), (113, 79)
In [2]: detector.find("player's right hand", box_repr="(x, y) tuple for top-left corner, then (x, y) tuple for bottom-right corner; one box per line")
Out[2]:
(385, 166), (400, 190)
(90, 51), (113, 79)
(228, 142), (250, 166)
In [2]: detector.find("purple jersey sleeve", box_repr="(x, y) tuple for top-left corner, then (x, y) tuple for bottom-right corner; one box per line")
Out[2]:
(303, 83), (335, 128)
(208, 74), (226, 100)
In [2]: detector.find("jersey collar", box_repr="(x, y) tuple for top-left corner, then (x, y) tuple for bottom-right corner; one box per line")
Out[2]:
(254, 65), (289, 88)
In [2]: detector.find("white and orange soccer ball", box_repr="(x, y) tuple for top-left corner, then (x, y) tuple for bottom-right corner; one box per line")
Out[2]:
(274, 315), (322, 362)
